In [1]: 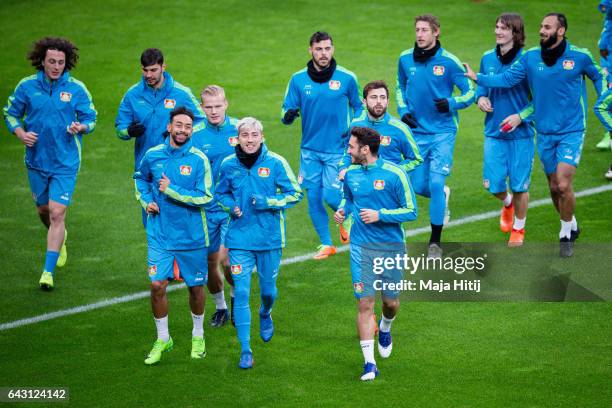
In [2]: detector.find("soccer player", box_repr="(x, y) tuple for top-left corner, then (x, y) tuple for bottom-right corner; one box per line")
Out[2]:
(596, 0), (612, 150)
(334, 126), (417, 381)
(192, 85), (238, 327)
(282, 31), (363, 260)
(465, 13), (606, 257)
(338, 80), (422, 243)
(475, 13), (535, 247)
(216, 117), (302, 369)
(395, 14), (475, 258)
(134, 106), (213, 365)
(115, 48), (205, 226)
(3, 37), (97, 290)
(594, 87), (612, 179)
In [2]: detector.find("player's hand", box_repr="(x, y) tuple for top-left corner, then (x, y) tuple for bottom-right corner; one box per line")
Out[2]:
(434, 98), (450, 113)
(251, 194), (267, 209)
(146, 202), (160, 214)
(401, 113), (418, 129)
(67, 121), (87, 135)
(334, 208), (345, 224)
(463, 63), (477, 81)
(359, 209), (379, 224)
(15, 129), (38, 147)
(601, 49), (609, 59)
(500, 114), (522, 133)
(128, 122), (146, 138)
(233, 206), (242, 218)
(338, 168), (348, 181)
(477, 96), (493, 113)
(158, 174), (170, 192)
(282, 109), (300, 125)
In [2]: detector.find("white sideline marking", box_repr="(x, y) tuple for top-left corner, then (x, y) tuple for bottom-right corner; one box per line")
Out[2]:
(1, 184), (611, 332)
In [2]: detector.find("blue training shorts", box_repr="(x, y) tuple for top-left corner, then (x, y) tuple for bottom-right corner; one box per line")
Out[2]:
(412, 132), (456, 177)
(206, 210), (229, 254)
(27, 168), (77, 206)
(350, 242), (406, 299)
(298, 148), (343, 191)
(483, 137), (534, 194)
(147, 246), (208, 287)
(228, 248), (282, 287)
(537, 132), (584, 175)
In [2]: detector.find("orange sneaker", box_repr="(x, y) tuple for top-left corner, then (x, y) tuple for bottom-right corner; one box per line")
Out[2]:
(500, 203), (514, 233)
(339, 225), (350, 244)
(173, 259), (183, 282)
(508, 228), (525, 247)
(313, 245), (337, 260)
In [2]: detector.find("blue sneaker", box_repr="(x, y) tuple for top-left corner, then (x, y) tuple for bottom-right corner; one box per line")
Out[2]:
(238, 351), (253, 369)
(360, 362), (379, 381)
(378, 328), (393, 358)
(259, 310), (274, 342)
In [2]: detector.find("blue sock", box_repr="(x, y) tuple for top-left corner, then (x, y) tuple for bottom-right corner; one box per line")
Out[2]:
(306, 187), (332, 246)
(234, 281), (251, 353)
(429, 173), (447, 225)
(44, 250), (59, 275)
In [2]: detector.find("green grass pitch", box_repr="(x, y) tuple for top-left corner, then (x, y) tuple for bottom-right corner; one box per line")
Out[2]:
(0, 0), (610, 406)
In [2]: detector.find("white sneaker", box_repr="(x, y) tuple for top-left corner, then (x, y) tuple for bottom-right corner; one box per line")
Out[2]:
(443, 185), (451, 225)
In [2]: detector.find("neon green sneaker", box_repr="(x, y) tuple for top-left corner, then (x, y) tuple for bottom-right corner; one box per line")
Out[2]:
(56, 230), (67, 267)
(144, 337), (173, 365)
(39, 271), (54, 290)
(191, 336), (206, 359)
(596, 132), (611, 150)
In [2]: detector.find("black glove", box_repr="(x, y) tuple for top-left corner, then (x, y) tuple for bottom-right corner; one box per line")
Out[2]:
(127, 122), (146, 138)
(282, 109), (300, 124)
(401, 113), (419, 129)
(434, 98), (450, 113)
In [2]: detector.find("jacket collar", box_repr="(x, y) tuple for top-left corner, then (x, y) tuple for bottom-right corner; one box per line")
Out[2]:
(37, 70), (70, 91)
(141, 71), (174, 95)
(205, 115), (230, 130)
(366, 112), (390, 125)
(360, 157), (383, 170)
(164, 136), (193, 156)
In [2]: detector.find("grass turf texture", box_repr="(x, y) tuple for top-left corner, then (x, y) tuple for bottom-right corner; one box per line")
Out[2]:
(0, 0), (610, 406)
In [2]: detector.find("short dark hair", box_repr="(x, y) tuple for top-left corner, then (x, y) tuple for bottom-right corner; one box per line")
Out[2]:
(169, 106), (194, 124)
(141, 48), (164, 67)
(497, 13), (526, 48)
(351, 126), (381, 155)
(545, 12), (568, 33)
(310, 31), (333, 46)
(28, 37), (79, 72)
(363, 80), (389, 99)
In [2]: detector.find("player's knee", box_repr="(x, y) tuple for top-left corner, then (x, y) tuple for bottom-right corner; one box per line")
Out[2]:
(382, 297), (399, 311)
(357, 298), (374, 314)
(150, 280), (167, 295)
(557, 178), (572, 195)
(36, 205), (49, 216)
(48, 207), (66, 224)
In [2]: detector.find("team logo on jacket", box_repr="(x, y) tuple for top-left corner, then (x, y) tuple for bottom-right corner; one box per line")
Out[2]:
(180, 165), (192, 176)
(354, 282), (364, 294)
(380, 135), (391, 146)
(258, 167), (270, 177)
(373, 180), (385, 190)
(228, 136), (238, 146)
(59, 92), (72, 102)
(164, 99), (176, 109)
(328, 80), (341, 90)
(433, 66), (445, 76)
(148, 265), (157, 276)
(562, 60), (575, 70)
(231, 264), (242, 275)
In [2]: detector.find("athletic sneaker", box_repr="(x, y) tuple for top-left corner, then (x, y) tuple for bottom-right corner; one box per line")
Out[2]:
(259, 310), (274, 342)
(144, 337), (173, 365)
(56, 230), (67, 267)
(238, 350), (254, 369)
(570, 227), (581, 242)
(427, 243), (443, 259)
(605, 165), (612, 180)
(559, 237), (573, 258)
(508, 228), (525, 247)
(39, 271), (54, 290)
(443, 185), (451, 225)
(596, 132), (611, 150)
(191, 336), (206, 359)
(339, 216), (353, 245)
(360, 362), (379, 381)
(500, 203), (515, 233)
(210, 309), (229, 327)
(378, 323), (393, 358)
(313, 245), (337, 260)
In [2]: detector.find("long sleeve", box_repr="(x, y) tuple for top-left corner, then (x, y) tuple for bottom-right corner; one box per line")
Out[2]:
(448, 60), (476, 111)
(475, 55), (489, 101)
(215, 160), (237, 212)
(348, 75), (364, 119)
(583, 50), (607, 96)
(396, 123), (423, 173)
(74, 82), (97, 134)
(3, 81), (27, 133)
(395, 57), (410, 118)
(339, 174), (354, 216)
(477, 56), (527, 89)
(595, 89), (612, 131)
(115, 92), (133, 140)
(164, 155), (214, 207)
(258, 157), (303, 210)
(378, 169), (417, 223)
(281, 76), (300, 124)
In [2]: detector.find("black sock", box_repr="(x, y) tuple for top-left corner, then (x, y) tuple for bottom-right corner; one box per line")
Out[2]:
(430, 224), (443, 244)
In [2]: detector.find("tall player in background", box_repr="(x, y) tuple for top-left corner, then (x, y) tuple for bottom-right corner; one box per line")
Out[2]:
(594, 87), (612, 179)
(396, 14), (475, 258)
(282, 31), (363, 260)
(475, 13), (535, 247)
(596, 0), (612, 150)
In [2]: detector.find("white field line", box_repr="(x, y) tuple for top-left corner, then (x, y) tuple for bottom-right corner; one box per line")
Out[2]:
(1, 184), (611, 332)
